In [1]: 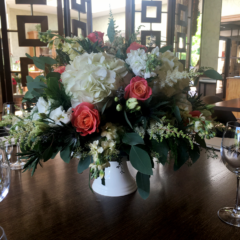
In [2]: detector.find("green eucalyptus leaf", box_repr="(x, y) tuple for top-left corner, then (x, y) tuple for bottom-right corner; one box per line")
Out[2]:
(60, 146), (71, 163)
(130, 146), (153, 175)
(204, 69), (222, 80)
(159, 45), (172, 53)
(26, 76), (34, 83)
(174, 141), (189, 171)
(122, 132), (144, 146)
(189, 144), (200, 163)
(40, 56), (57, 65)
(26, 53), (45, 69)
(77, 155), (93, 174)
(42, 146), (53, 162)
(195, 133), (207, 148)
(136, 172), (150, 200)
(151, 139), (168, 165)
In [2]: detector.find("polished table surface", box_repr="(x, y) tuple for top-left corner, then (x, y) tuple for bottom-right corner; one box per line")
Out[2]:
(1, 150), (240, 240)
(214, 98), (240, 111)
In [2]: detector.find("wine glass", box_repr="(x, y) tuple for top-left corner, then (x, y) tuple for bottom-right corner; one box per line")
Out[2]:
(218, 121), (240, 227)
(0, 226), (7, 240)
(0, 153), (11, 240)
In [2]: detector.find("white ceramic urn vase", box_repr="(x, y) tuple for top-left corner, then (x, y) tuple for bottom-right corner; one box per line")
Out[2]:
(92, 159), (137, 197)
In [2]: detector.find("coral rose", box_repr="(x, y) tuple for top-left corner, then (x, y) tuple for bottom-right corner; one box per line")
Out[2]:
(71, 102), (100, 136)
(87, 31), (104, 45)
(126, 42), (147, 53)
(189, 110), (201, 118)
(124, 76), (152, 101)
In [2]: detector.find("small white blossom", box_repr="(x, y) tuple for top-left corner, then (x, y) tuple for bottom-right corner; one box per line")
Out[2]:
(49, 106), (72, 127)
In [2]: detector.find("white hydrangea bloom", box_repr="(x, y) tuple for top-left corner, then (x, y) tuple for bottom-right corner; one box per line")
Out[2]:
(61, 52), (128, 106)
(125, 47), (161, 79)
(49, 106), (72, 127)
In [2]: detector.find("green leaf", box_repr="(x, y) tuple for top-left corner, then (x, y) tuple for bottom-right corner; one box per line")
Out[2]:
(120, 144), (131, 155)
(46, 72), (61, 80)
(101, 176), (105, 186)
(124, 110), (133, 129)
(26, 53), (45, 69)
(159, 45), (172, 53)
(26, 53), (57, 70)
(107, 18), (115, 43)
(27, 81), (46, 92)
(173, 105), (182, 122)
(23, 91), (33, 99)
(130, 146), (153, 175)
(42, 146), (53, 162)
(122, 132), (144, 146)
(60, 146), (71, 163)
(151, 139), (168, 165)
(204, 69), (222, 80)
(26, 76), (34, 83)
(194, 77), (199, 86)
(174, 141), (189, 171)
(77, 155), (93, 173)
(152, 101), (169, 109)
(101, 98), (111, 114)
(189, 144), (200, 163)
(136, 172), (150, 200)
(195, 133), (207, 148)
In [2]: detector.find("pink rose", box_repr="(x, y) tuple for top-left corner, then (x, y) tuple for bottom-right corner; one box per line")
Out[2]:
(71, 102), (100, 136)
(54, 66), (66, 74)
(124, 76), (152, 101)
(126, 42), (147, 54)
(87, 31), (104, 45)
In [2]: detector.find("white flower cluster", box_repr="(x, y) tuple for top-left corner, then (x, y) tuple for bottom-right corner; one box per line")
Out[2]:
(134, 126), (145, 138)
(61, 52), (128, 106)
(175, 93), (192, 112)
(126, 47), (190, 97)
(30, 97), (72, 126)
(189, 114), (214, 135)
(52, 36), (85, 61)
(125, 47), (161, 79)
(89, 123), (120, 179)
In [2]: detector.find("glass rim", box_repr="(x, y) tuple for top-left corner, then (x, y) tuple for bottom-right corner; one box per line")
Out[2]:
(0, 226), (5, 239)
(226, 121), (240, 128)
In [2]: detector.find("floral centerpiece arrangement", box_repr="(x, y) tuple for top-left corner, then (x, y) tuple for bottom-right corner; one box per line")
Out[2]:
(1, 15), (223, 199)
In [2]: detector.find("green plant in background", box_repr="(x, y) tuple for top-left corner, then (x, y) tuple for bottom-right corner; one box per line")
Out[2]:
(191, 14), (202, 67)
(35, 24), (41, 33)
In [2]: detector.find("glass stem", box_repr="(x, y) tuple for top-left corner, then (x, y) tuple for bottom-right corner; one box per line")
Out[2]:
(234, 176), (240, 214)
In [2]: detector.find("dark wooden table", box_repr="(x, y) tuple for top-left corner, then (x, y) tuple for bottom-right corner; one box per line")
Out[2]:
(214, 98), (240, 111)
(1, 150), (240, 240)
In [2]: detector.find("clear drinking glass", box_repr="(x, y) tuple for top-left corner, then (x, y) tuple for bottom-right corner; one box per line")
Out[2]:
(0, 154), (11, 240)
(218, 121), (240, 227)
(10, 143), (24, 170)
(0, 226), (7, 240)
